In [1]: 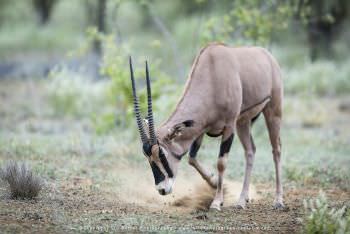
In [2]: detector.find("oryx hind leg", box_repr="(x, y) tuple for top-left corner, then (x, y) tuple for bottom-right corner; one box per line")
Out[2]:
(188, 134), (218, 188)
(263, 103), (284, 208)
(235, 119), (256, 209)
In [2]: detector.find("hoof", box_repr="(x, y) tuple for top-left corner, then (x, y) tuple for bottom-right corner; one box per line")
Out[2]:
(234, 203), (246, 209)
(273, 202), (285, 209)
(234, 200), (247, 209)
(209, 205), (221, 211)
(209, 200), (222, 211)
(234, 198), (249, 209)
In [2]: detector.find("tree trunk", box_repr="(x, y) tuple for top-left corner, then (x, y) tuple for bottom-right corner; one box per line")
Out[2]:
(93, 0), (107, 55)
(299, 0), (348, 61)
(32, 0), (57, 25)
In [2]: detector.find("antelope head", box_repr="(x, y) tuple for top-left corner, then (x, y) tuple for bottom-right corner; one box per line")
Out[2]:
(129, 57), (185, 195)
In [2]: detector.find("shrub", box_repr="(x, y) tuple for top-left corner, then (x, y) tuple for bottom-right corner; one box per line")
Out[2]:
(99, 31), (176, 124)
(47, 66), (108, 118)
(0, 161), (43, 199)
(304, 193), (350, 234)
(47, 28), (178, 134)
(284, 59), (350, 96)
(200, 0), (294, 46)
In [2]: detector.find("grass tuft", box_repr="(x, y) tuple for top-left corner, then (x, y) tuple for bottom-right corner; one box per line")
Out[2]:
(304, 193), (350, 234)
(0, 161), (43, 199)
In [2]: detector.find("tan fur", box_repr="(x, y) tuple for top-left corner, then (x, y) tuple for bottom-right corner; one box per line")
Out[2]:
(153, 43), (284, 209)
(157, 43), (282, 152)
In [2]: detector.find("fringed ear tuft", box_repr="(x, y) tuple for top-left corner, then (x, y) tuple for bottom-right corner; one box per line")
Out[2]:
(165, 120), (195, 141)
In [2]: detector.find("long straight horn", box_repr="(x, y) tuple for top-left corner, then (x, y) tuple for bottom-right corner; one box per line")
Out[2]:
(129, 56), (148, 144)
(145, 61), (157, 145)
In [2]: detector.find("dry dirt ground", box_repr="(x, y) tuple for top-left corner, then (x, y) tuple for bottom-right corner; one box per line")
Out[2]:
(0, 80), (349, 233)
(1, 177), (349, 233)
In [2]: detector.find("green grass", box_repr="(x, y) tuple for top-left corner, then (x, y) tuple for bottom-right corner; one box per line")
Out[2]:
(194, 121), (350, 186)
(2, 77), (349, 187)
(284, 59), (350, 96)
(0, 0), (85, 58)
(1, 107), (349, 188)
(304, 193), (350, 234)
(0, 23), (84, 58)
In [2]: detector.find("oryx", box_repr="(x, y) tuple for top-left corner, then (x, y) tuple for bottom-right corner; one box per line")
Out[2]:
(129, 43), (283, 210)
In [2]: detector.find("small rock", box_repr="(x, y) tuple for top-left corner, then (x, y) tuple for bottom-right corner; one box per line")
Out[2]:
(195, 214), (208, 220)
(339, 101), (350, 112)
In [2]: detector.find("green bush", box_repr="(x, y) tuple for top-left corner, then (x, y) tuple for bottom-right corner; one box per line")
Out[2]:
(47, 67), (108, 118)
(200, 0), (294, 46)
(304, 193), (350, 234)
(97, 30), (179, 131)
(47, 30), (179, 134)
(284, 59), (350, 96)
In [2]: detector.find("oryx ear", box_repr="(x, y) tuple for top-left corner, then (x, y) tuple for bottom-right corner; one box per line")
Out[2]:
(165, 120), (194, 141)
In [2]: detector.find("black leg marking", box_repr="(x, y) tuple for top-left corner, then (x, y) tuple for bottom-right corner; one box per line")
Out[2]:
(189, 140), (201, 158)
(219, 134), (234, 157)
(150, 161), (165, 185)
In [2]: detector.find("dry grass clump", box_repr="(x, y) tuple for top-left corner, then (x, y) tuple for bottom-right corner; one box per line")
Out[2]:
(0, 161), (42, 199)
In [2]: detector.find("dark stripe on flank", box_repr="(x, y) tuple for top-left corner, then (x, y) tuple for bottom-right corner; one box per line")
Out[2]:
(251, 113), (261, 125)
(159, 149), (174, 178)
(219, 134), (234, 157)
(240, 96), (271, 115)
(150, 161), (165, 185)
(206, 132), (223, 138)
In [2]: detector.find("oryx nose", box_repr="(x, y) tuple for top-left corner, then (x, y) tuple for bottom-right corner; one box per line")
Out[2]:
(158, 189), (166, 195)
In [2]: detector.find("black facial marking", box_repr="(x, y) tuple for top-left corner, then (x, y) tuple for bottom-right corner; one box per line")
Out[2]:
(159, 149), (174, 178)
(143, 143), (152, 157)
(219, 134), (234, 157)
(189, 140), (201, 158)
(150, 161), (165, 185)
(251, 113), (261, 125)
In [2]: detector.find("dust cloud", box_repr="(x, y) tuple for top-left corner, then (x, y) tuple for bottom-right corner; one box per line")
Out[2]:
(114, 164), (259, 212)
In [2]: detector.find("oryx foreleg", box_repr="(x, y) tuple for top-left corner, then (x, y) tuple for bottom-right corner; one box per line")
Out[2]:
(188, 134), (218, 188)
(210, 127), (234, 210)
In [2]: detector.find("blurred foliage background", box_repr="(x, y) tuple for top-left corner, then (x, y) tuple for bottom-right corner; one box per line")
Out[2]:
(0, 0), (349, 133)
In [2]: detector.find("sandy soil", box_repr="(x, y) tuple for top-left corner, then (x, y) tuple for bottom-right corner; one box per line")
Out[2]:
(2, 175), (349, 233)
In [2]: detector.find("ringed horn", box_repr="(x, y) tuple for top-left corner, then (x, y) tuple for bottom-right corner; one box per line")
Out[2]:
(128, 56), (157, 147)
